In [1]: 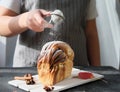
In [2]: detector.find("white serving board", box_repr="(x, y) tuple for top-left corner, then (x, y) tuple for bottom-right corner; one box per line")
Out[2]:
(8, 68), (104, 92)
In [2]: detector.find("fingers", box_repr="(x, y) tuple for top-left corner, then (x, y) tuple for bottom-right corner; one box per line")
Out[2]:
(26, 9), (53, 32)
(34, 14), (53, 30)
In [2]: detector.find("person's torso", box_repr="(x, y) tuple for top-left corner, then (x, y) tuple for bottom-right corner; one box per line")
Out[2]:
(13, 0), (90, 67)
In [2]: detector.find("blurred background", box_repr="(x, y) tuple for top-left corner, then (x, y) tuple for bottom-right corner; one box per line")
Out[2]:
(0, 0), (120, 69)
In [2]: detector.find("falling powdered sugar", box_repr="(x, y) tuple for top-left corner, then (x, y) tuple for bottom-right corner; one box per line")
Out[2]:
(49, 9), (65, 31)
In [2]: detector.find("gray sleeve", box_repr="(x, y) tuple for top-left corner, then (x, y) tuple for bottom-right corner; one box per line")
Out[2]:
(86, 0), (98, 20)
(0, 0), (21, 14)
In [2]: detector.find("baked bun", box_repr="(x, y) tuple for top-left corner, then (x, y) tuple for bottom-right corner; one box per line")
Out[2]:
(37, 41), (74, 86)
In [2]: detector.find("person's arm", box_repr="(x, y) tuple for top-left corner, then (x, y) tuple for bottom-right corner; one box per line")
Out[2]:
(0, 6), (53, 37)
(0, 6), (27, 37)
(85, 19), (100, 66)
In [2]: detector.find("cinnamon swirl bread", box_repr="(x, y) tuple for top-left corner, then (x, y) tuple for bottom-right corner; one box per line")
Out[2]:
(37, 41), (74, 86)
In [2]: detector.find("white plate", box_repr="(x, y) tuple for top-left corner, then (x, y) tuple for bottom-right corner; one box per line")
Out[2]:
(8, 68), (104, 92)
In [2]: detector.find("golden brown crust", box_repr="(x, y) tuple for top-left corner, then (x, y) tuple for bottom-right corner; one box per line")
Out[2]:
(37, 41), (74, 86)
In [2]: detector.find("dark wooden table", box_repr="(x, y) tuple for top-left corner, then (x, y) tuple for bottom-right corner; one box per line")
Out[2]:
(0, 66), (120, 92)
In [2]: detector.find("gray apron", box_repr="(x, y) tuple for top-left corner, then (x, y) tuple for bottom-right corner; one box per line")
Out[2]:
(13, 0), (90, 67)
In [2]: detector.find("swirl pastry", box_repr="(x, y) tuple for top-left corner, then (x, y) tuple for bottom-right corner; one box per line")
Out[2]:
(37, 41), (74, 86)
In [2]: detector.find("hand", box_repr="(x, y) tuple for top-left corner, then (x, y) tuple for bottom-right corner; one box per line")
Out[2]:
(25, 9), (53, 32)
